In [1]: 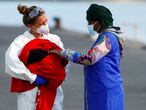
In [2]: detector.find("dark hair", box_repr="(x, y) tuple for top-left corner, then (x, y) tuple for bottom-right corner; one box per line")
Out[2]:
(17, 4), (45, 26)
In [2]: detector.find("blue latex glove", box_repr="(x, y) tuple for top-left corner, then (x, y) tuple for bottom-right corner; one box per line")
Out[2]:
(33, 75), (48, 86)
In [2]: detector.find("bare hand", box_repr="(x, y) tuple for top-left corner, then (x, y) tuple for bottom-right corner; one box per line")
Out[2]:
(48, 49), (61, 55)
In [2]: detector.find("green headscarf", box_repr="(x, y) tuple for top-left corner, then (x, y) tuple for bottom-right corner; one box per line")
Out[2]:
(86, 4), (113, 29)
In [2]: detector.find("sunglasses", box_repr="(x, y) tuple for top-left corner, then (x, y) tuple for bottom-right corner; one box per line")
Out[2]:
(28, 7), (44, 19)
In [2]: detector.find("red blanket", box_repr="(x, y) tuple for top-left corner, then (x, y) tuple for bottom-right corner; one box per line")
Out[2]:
(11, 39), (68, 110)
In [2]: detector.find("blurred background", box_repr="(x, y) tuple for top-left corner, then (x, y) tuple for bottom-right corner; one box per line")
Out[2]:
(0, 0), (146, 110)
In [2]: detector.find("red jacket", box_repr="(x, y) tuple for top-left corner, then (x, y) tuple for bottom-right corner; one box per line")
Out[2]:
(11, 39), (68, 110)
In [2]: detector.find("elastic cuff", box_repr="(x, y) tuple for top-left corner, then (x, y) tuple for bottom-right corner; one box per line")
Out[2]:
(73, 52), (79, 62)
(30, 74), (37, 84)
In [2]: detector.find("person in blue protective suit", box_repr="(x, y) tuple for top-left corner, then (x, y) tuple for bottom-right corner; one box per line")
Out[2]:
(49, 4), (125, 110)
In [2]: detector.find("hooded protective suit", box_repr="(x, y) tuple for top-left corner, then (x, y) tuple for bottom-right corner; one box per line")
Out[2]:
(5, 31), (65, 110)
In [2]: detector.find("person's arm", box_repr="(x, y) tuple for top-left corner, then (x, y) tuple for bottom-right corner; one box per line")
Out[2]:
(5, 39), (37, 83)
(51, 36), (111, 66)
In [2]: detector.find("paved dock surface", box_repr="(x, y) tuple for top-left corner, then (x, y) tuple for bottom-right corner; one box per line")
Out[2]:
(0, 26), (146, 110)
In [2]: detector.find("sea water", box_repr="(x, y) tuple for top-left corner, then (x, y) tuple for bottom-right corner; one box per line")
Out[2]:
(0, 1), (146, 43)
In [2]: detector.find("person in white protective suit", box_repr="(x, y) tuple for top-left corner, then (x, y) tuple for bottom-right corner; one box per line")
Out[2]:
(5, 4), (67, 110)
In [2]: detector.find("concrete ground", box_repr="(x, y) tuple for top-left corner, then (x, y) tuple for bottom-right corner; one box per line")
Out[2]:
(0, 26), (146, 110)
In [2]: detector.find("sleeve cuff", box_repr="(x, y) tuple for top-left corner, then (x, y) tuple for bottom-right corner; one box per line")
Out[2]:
(30, 74), (37, 84)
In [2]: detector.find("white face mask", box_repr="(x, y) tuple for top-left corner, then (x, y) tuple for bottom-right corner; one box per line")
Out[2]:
(36, 24), (50, 35)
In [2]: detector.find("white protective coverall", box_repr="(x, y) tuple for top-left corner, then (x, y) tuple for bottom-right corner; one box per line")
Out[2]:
(5, 31), (65, 110)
